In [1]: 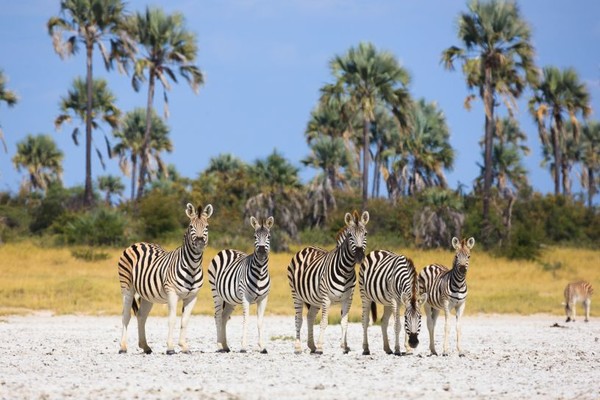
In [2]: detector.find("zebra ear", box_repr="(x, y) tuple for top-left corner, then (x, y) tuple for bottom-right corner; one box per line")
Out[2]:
(202, 204), (213, 218)
(452, 237), (460, 249)
(344, 212), (353, 226)
(361, 211), (370, 225)
(265, 216), (274, 229)
(250, 216), (259, 229)
(185, 203), (196, 219)
(466, 237), (475, 249)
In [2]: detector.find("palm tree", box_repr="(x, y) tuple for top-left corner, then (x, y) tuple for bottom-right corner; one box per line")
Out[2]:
(48, 0), (129, 206)
(123, 7), (204, 200)
(97, 174), (124, 205)
(442, 0), (537, 224)
(112, 108), (171, 201)
(0, 70), (18, 153)
(245, 150), (303, 250)
(55, 77), (120, 199)
(302, 136), (351, 190)
(414, 188), (465, 249)
(529, 66), (591, 196)
(322, 42), (412, 209)
(12, 134), (64, 194)
(579, 121), (600, 208)
(369, 106), (402, 197)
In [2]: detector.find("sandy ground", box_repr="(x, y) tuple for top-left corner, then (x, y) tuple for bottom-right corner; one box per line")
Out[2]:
(0, 312), (599, 399)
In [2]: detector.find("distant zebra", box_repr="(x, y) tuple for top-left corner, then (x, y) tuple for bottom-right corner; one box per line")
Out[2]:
(418, 237), (475, 357)
(208, 216), (274, 353)
(359, 251), (426, 355)
(564, 281), (593, 322)
(288, 210), (369, 354)
(118, 203), (213, 355)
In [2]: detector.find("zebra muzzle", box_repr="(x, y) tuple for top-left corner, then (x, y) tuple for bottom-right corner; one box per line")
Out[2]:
(408, 334), (419, 348)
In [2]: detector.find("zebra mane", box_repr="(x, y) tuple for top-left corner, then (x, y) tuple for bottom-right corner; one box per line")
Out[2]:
(335, 226), (347, 245)
(406, 258), (418, 307)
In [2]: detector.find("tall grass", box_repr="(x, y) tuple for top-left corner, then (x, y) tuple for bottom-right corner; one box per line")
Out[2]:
(0, 240), (598, 320)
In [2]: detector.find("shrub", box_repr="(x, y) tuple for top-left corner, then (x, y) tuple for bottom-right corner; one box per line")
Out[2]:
(55, 208), (128, 246)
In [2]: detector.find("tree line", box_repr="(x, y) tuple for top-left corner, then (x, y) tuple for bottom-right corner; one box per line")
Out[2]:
(0, 0), (599, 255)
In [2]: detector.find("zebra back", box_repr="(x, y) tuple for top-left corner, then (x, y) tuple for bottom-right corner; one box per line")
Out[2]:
(564, 281), (594, 302)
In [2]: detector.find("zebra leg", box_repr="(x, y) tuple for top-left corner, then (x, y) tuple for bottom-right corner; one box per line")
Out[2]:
(256, 296), (268, 354)
(136, 298), (154, 354)
(306, 304), (319, 353)
(572, 300), (577, 322)
(315, 297), (332, 354)
(456, 302), (466, 357)
(220, 302), (235, 353)
(119, 290), (134, 354)
(340, 297), (352, 354)
(381, 305), (393, 354)
(584, 299), (591, 322)
(240, 298), (250, 353)
(393, 301), (403, 356)
(293, 297), (304, 354)
(361, 299), (371, 355)
(178, 295), (197, 354)
(442, 303), (451, 356)
(214, 296), (226, 352)
(425, 305), (439, 356)
(166, 291), (179, 355)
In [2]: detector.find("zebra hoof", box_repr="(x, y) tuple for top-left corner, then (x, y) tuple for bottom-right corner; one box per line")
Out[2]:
(143, 349), (152, 355)
(394, 351), (403, 356)
(181, 350), (191, 355)
(217, 349), (230, 353)
(166, 349), (176, 355)
(342, 348), (350, 354)
(459, 353), (466, 358)
(442, 353), (449, 357)
(239, 349), (247, 353)
(260, 349), (268, 354)
(312, 350), (323, 355)
(362, 350), (370, 356)
(118, 349), (127, 354)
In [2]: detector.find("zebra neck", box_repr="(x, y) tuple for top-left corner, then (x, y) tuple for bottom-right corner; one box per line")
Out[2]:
(248, 253), (269, 281)
(450, 262), (467, 283)
(180, 237), (204, 270)
(335, 239), (356, 275)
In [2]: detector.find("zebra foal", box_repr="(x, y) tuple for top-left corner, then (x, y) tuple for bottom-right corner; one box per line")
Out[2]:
(208, 216), (274, 353)
(564, 281), (593, 322)
(117, 203), (213, 355)
(418, 236), (475, 357)
(287, 210), (369, 354)
(360, 251), (426, 355)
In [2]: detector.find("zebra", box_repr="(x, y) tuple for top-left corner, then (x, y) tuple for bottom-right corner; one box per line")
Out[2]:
(117, 203), (213, 355)
(418, 236), (475, 357)
(564, 281), (594, 322)
(359, 251), (426, 356)
(287, 210), (369, 354)
(208, 216), (274, 353)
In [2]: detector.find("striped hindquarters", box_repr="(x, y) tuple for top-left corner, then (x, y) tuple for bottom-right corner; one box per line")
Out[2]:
(209, 249), (264, 305)
(287, 246), (329, 306)
(360, 250), (411, 305)
(564, 281), (594, 303)
(419, 263), (466, 310)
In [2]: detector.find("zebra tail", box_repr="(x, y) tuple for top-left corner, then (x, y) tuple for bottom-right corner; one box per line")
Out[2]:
(370, 301), (377, 324)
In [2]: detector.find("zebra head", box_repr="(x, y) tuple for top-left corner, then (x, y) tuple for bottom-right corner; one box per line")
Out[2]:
(185, 203), (213, 250)
(452, 236), (475, 274)
(401, 258), (427, 349)
(250, 216), (274, 262)
(343, 210), (369, 264)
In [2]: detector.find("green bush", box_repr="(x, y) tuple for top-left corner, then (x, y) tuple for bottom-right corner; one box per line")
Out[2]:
(138, 190), (186, 240)
(55, 208), (128, 246)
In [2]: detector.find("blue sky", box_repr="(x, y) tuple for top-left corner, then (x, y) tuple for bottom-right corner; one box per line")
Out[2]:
(1, 0), (599, 199)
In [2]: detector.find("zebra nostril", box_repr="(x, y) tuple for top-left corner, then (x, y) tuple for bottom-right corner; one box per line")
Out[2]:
(408, 334), (419, 348)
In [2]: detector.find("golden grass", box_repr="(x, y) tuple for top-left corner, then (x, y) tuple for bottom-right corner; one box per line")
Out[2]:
(0, 240), (598, 320)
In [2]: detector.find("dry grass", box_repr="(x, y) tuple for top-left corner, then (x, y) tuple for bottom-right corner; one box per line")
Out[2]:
(0, 240), (598, 321)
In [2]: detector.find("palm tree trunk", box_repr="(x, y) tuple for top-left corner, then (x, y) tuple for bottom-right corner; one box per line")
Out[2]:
(588, 167), (595, 208)
(561, 159), (571, 196)
(137, 71), (156, 201)
(482, 67), (495, 223)
(362, 118), (370, 210)
(84, 43), (94, 207)
(551, 118), (562, 196)
(131, 155), (137, 201)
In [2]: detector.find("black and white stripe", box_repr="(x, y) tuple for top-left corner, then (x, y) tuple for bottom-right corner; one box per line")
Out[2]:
(359, 251), (426, 355)
(564, 280), (594, 322)
(418, 236), (475, 356)
(208, 216), (274, 353)
(117, 203), (213, 355)
(287, 210), (369, 354)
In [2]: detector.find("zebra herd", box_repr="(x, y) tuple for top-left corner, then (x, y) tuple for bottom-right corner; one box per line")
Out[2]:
(116, 202), (592, 357)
